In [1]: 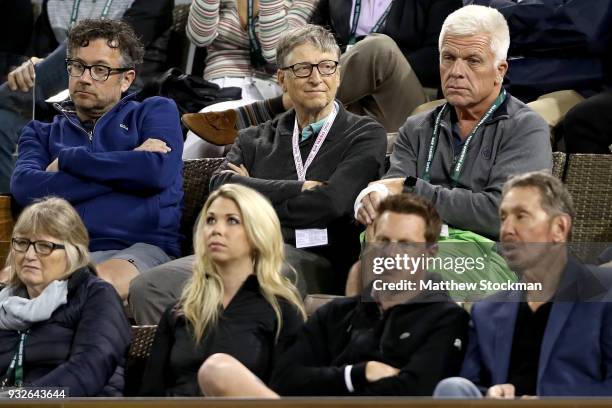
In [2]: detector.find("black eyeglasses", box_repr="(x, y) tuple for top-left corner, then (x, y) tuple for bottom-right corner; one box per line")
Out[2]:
(281, 60), (339, 78)
(11, 238), (66, 256)
(65, 59), (133, 82)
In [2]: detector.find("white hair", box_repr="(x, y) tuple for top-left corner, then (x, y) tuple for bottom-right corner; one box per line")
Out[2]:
(438, 5), (510, 65)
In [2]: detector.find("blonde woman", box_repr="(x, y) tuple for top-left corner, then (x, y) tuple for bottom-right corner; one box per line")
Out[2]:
(140, 184), (306, 396)
(0, 197), (131, 396)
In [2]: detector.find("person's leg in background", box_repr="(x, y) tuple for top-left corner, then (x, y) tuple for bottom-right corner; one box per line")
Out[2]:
(0, 43), (69, 192)
(91, 242), (172, 301)
(128, 255), (195, 325)
(337, 34), (428, 132)
(182, 76), (283, 158)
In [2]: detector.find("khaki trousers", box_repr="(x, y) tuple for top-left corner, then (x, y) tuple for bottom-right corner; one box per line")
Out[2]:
(337, 34), (428, 132)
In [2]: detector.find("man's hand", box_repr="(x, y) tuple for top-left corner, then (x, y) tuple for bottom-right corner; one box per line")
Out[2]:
(7, 57), (42, 92)
(356, 190), (383, 225)
(376, 178), (407, 195)
(365, 361), (400, 383)
(134, 138), (171, 153)
(46, 158), (59, 173)
(301, 180), (323, 191)
(486, 384), (515, 399)
(356, 178), (406, 225)
(227, 162), (250, 177)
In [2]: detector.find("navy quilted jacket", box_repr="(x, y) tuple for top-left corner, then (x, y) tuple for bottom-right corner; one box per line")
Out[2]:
(0, 267), (131, 396)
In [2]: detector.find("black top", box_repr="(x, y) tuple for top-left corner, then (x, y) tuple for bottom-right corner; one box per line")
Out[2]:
(507, 301), (553, 396)
(0, 268), (131, 396)
(270, 283), (470, 396)
(139, 275), (304, 396)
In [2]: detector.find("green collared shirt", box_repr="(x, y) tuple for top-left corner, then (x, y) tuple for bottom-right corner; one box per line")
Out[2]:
(300, 117), (328, 142)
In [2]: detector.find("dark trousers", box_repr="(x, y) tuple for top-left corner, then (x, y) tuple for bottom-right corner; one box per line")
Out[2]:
(555, 90), (612, 154)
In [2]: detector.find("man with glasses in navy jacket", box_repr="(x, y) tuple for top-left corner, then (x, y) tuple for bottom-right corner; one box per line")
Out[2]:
(10, 19), (183, 301)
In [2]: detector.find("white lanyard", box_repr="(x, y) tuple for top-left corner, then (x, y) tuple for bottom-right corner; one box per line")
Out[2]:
(291, 103), (339, 181)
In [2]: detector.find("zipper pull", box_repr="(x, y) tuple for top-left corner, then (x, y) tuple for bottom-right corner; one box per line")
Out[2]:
(88, 132), (93, 141)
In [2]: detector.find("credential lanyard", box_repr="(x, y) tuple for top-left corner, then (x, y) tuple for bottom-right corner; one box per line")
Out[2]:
(423, 89), (507, 186)
(247, 0), (266, 68)
(0, 331), (28, 388)
(292, 104), (339, 181)
(348, 0), (394, 45)
(70, 0), (114, 27)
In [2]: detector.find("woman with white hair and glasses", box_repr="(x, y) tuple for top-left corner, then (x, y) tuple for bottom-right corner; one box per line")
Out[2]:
(0, 197), (131, 396)
(139, 184), (306, 396)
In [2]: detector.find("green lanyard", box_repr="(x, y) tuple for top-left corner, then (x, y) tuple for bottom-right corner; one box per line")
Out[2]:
(247, 0), (267, 69)
(1, 331), (28, 388)
(423, 89), (507, 186)
(70, 0), (114, 27)
(348, 0), (394, 45)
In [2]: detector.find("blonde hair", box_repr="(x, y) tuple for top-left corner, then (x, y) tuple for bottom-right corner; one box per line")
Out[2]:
(439, 5), (510, 65)
(179, 184), (306, 344)
(7, 197), (91, 288)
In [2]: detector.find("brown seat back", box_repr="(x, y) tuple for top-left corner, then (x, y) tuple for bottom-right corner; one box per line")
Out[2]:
(181, 158), (225, 256)
(124, 325), (158, 396)
(563, 154), (612, 261)
(552, 151), (567, 180)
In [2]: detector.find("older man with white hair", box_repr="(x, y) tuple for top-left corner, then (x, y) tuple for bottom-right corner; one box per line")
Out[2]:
(355, 5), (552, 240)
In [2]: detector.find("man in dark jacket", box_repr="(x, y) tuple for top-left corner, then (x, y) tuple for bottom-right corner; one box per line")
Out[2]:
(196, 193), (469, 397)
(434, 171), (612, 398)
(10, 19), (184, 300)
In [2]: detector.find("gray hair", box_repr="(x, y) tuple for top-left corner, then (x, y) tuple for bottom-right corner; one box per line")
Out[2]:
(439, 5), (510, 65)
(7, 197), (91, 288)
(502, 171), (576, 238)
(276, 24), (341, 68)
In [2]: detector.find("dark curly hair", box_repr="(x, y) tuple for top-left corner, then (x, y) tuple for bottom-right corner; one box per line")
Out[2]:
(67, 19), (144, 68)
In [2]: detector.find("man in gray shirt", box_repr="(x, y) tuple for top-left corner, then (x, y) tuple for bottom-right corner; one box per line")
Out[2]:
(355, 4), (551, 239)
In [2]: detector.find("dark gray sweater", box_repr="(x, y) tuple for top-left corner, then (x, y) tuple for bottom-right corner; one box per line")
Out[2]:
(210, 104), (387, 281)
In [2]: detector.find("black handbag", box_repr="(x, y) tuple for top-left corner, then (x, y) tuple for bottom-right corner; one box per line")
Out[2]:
(137, 68), (242, 116)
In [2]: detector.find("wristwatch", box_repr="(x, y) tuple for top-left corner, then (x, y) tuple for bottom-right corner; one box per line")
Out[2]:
(403, 175), (417, 193)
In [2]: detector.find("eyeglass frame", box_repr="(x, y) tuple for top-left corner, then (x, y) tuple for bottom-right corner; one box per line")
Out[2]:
(281, 60), (339, 78)
(11, 238), (66, 256)
(65, 58), (134, 82)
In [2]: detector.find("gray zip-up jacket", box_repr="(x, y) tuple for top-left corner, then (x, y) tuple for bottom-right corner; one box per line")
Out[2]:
(386, 94), (551, 238)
